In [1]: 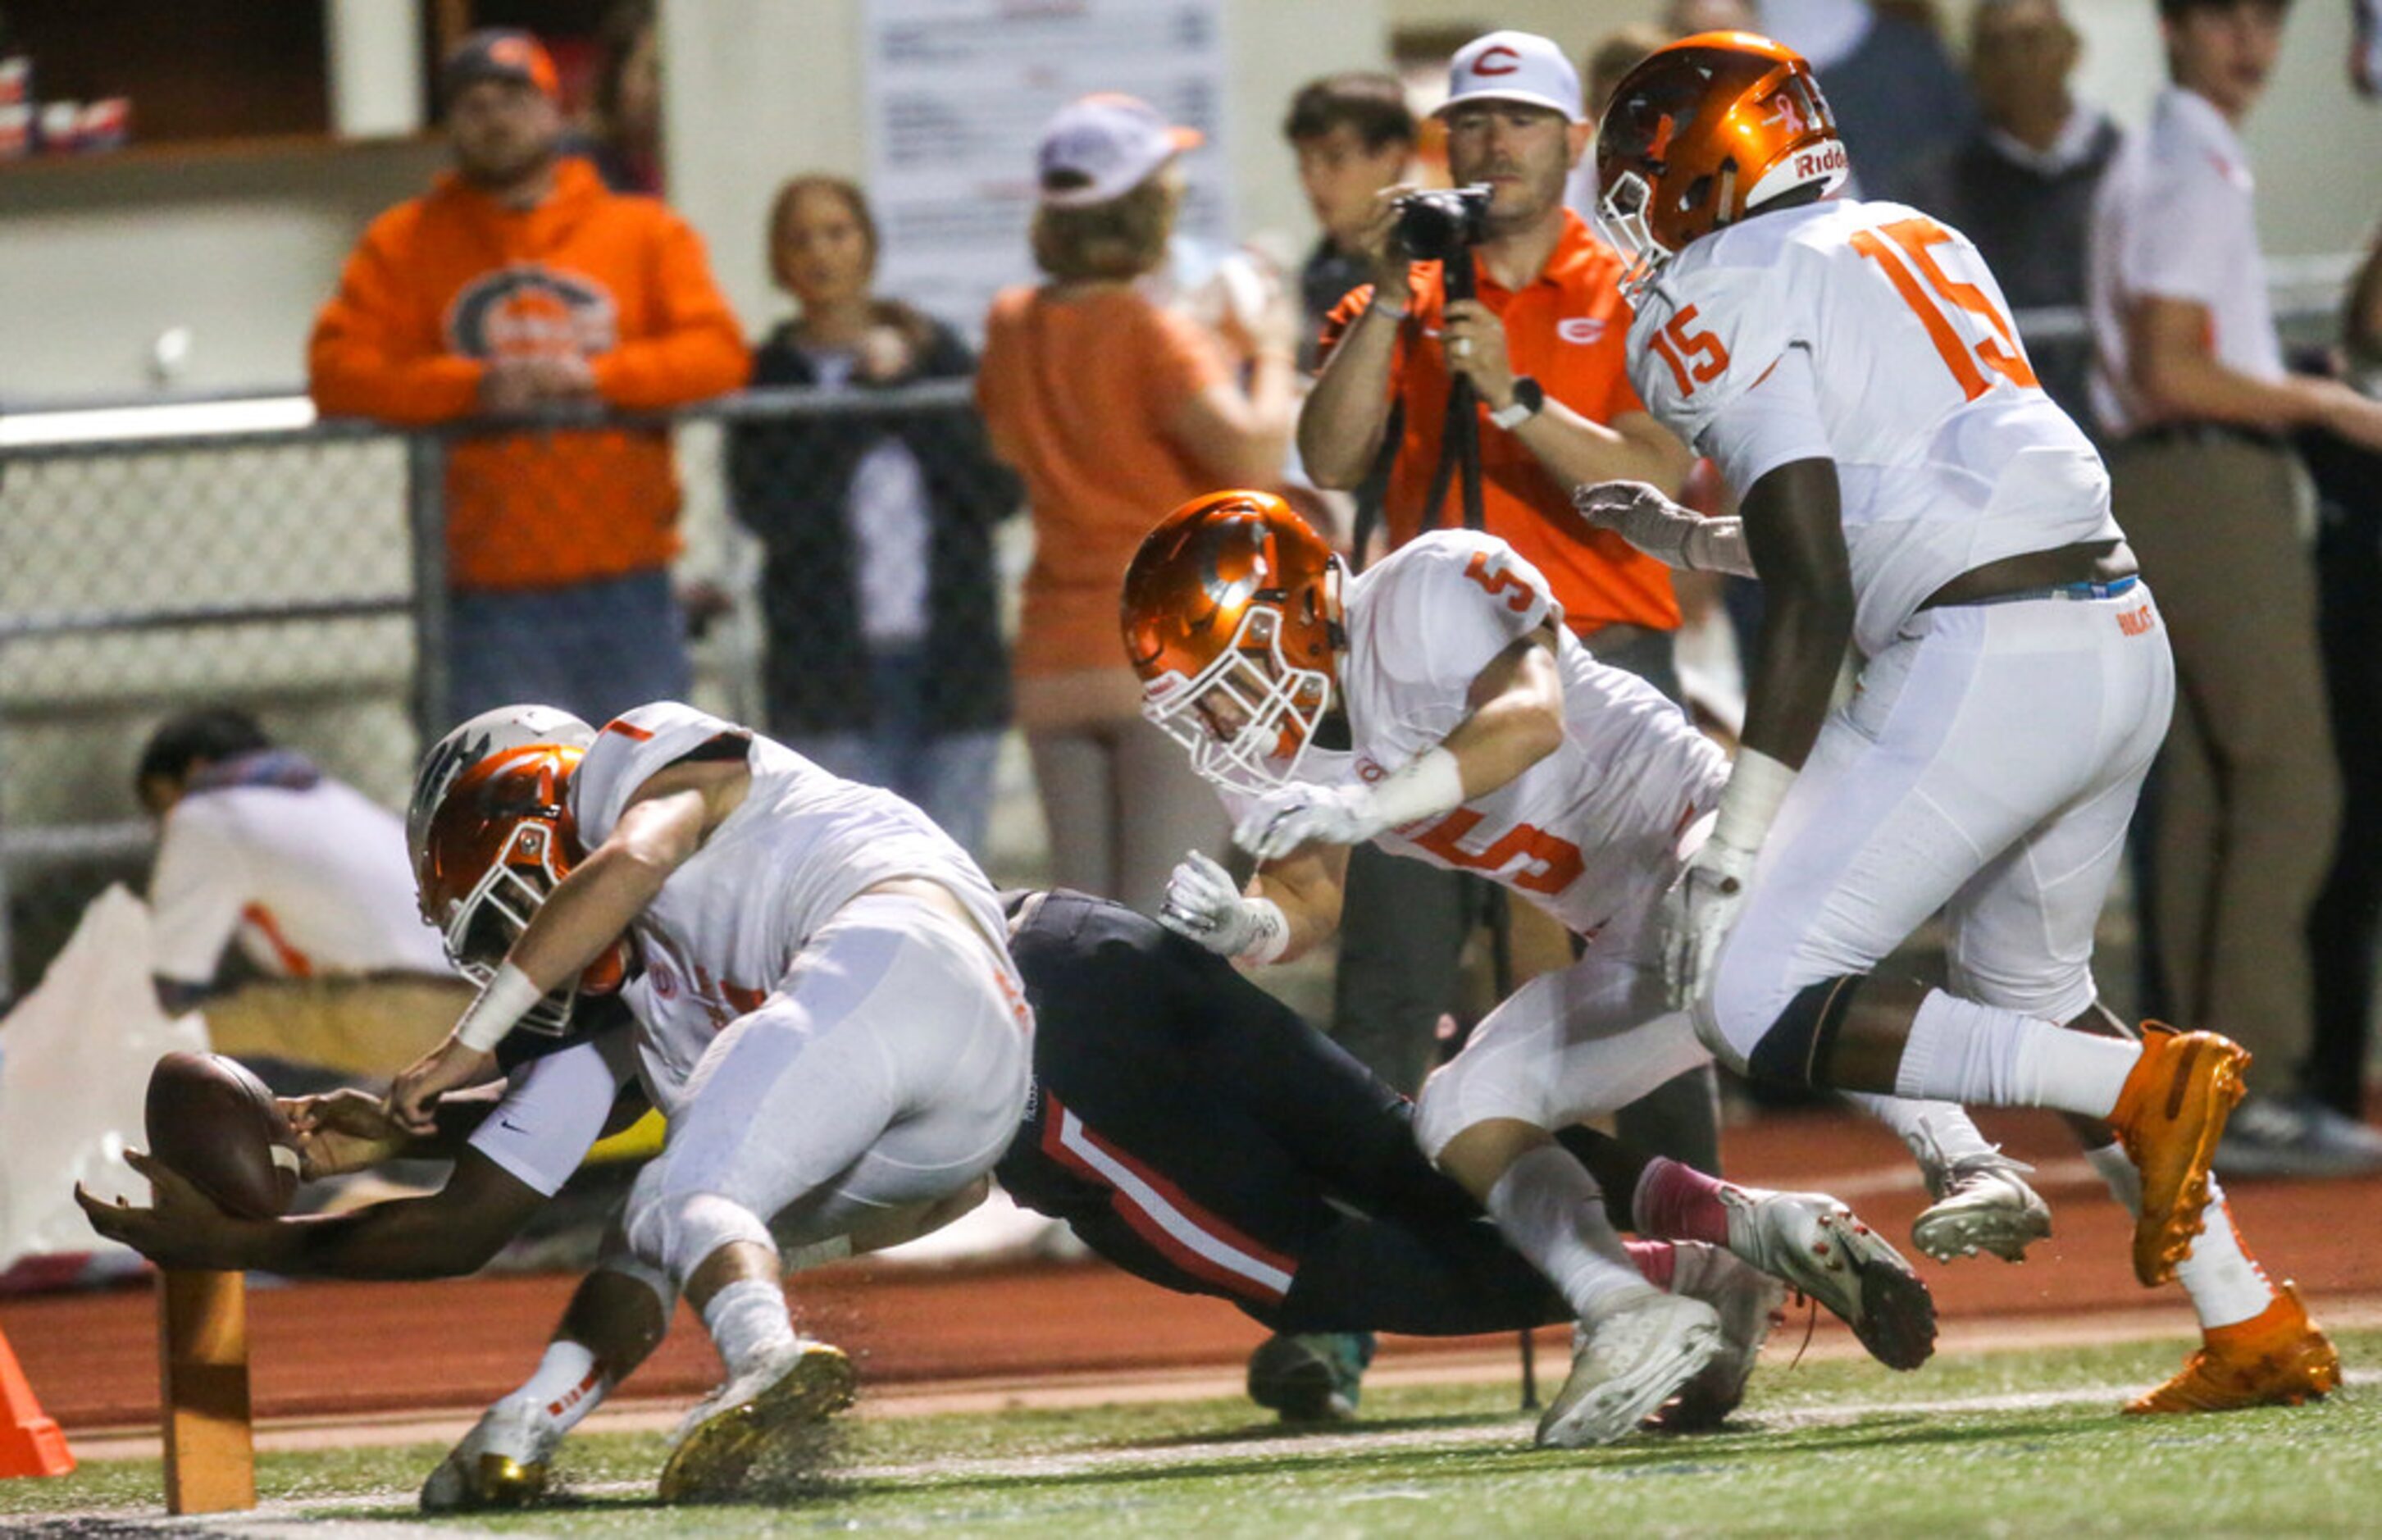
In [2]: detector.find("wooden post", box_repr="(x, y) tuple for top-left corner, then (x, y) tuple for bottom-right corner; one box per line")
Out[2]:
(157, 1269), (255, 1515)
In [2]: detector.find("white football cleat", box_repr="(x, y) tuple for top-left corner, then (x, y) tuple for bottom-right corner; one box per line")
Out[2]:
(1911, 1145), (2052, 1264)
(1656, 1242), (1788, 1431)
(1719, 1185), (1936, 1370)
(420, 1397), (564, 1512)
(1535, 1287), (1723, 1449)
(657, 1337), (856, 1503)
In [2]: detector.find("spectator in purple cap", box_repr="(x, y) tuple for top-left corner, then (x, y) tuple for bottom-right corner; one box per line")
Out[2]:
(975, 93), (1299, 917)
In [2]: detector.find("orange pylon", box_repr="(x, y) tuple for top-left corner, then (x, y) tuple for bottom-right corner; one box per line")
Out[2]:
(0, 1320), (73, 1478)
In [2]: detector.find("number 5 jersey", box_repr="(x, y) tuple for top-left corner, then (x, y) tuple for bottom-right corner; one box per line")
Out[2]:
(1624, 198), (2124, 661)
(1218, 531), (1728, 939)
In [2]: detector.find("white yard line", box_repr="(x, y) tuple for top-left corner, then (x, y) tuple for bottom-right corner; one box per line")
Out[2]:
(34, 1365), (2380, 1536)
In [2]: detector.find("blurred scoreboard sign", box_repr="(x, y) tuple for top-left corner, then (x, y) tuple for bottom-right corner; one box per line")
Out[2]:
(863, 0), (1234, 339)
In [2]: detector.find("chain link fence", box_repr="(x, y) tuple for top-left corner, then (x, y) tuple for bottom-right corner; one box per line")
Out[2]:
(0, 380), (1029, 996)
(0, 278), (2362, 997)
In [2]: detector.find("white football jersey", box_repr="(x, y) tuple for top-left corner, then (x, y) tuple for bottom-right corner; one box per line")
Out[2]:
(572, 701), (1009, 1111)
(1628, 198), (2122, 658)
(1227, 533), (1728, 937)
(149, 774), (453, 986)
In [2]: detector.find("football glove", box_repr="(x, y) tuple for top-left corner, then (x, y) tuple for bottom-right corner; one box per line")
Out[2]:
(1158, 851), (1288, 962)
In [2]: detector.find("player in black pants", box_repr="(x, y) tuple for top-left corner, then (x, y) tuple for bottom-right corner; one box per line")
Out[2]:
(999, 887), (1719, 1419)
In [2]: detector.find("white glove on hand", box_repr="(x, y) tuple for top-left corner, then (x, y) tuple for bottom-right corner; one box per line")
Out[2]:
(1574, 480), (1754, 577)
(1233, 781), (1385, 863)
(1158, 851), (1287, 961)
(1660, 836), (1760, 1009)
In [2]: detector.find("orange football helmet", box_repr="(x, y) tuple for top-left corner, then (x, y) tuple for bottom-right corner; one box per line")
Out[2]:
(417, 743), (624, 1033)
(1122, 490), (1343, 795)
(1594, 31), (1847, 298)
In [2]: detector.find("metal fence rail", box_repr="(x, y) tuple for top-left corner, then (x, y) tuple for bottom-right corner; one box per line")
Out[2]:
(0, 278), (2360, 995)
(0, 379), (1001, 993)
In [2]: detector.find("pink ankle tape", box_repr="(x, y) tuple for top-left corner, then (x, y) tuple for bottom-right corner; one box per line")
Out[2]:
(1624, 1239), (1678, 1291)
(1633, 1157), (1733, 1246)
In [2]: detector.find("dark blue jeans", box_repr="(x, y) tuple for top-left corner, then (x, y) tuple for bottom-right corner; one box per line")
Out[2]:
(446, 568), (693, 731)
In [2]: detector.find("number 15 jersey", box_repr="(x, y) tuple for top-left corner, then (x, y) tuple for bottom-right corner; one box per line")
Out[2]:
(1624, 198), (2123, 659)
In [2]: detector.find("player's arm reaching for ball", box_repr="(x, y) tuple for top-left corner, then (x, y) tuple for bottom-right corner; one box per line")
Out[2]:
(78, 1055), (644, 1277)
(388, 758), (739, 1131)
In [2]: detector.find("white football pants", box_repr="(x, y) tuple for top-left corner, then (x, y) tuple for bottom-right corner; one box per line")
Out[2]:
(1413, 903), (1710, 1160)
(1703, 586), (2175, 1067)
(623, 891), (1033, 1286)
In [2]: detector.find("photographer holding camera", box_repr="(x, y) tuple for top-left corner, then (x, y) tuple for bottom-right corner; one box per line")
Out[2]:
(1297, 30), (1715, 1172)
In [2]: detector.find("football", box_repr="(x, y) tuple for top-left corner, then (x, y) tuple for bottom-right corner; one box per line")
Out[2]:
(143, 1051), (302, 1220)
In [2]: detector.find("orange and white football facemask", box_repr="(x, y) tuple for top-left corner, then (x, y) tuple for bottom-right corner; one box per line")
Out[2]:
(1123, 490), (1344, 799)
(417, 745), (627, 1035)
(1141, 602), (1336, 797)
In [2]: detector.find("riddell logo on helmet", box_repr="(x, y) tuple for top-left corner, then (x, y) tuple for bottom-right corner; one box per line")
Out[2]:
(1793, 143), (1848, 180)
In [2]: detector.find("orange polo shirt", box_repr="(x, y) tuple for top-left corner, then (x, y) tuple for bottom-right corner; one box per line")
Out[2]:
(1320, 210), (1678, 636)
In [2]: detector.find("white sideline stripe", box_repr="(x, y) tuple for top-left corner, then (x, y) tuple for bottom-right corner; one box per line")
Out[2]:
(78, 1368), (2380, 1533)
(1056, 1106), (1293, 1301)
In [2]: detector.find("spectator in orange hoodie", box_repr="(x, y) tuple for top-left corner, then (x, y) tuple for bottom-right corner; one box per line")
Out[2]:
(308, 30), (747, 731)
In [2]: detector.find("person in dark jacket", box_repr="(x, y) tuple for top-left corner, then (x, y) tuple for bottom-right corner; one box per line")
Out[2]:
(1888, 0), (2121, 430)
(728, 175), (1022, 856)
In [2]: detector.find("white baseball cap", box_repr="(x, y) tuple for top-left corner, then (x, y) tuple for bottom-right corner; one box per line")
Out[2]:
(1437, 30), (1587, 125)
(1036, 93), (1205, 208)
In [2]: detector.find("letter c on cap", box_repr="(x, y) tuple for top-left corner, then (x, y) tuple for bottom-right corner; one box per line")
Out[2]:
(1474, 45), (1521, 76)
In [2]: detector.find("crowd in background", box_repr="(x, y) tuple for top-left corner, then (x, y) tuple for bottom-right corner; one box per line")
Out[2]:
(135, 0), (2382, 1185)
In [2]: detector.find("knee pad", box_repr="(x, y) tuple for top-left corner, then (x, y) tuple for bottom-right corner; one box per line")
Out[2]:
(594, 1227), (681, 1322)
(1411, 1066), (1466, 1164)
(1744, 974), (1871, 1091)
(1412, 1054), (1542, 1164)
(622, 1162), (775, 1287)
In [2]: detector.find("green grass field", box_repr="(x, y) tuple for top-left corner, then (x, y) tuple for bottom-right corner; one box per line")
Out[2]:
(7, 1328), (2373, 1537)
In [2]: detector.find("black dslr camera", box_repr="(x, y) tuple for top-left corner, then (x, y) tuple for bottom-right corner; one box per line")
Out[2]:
(1392, 184), (1493, 264)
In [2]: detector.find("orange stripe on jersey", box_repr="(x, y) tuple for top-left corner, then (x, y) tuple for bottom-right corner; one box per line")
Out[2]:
(239, 902), (315, 977)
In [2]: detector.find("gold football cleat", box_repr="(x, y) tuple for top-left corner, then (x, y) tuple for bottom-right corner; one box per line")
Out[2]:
(657, 1339), (857, 1503)
(2125, 1283), (2343, 1415)
(2109, 1024), (2249, 1286)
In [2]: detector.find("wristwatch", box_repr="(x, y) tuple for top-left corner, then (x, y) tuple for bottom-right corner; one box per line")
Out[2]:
(1489, 376), (1545, 430)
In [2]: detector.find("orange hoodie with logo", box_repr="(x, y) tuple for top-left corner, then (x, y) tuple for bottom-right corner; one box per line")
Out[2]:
(309, 159), (748, 591)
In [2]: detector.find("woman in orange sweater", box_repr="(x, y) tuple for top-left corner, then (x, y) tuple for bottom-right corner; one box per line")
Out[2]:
(977, 95), (1299, 912)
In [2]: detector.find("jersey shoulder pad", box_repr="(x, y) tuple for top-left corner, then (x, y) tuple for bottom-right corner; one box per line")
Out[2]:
(1359, 535), (1556, 702)
(1628, 231), (1803, 440)
(572, 702), (750, 847)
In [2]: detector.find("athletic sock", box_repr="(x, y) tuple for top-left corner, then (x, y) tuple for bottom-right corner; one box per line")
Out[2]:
(1632, 1156), (1734, 1246)
(2082, 1142), (2273, 1329)
(699, 1278), (798, 1381)
(1893, 989), (2137, 1117)
(1484, 1144), (1657, 1321)
(1624, 1238), (1678, 1292)
(1845, 1093), (2001, 1173)
(508, 1339), (610, 1436)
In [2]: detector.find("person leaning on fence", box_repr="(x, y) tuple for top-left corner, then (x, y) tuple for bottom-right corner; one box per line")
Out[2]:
(1296, 31), (1717, 1171)
(307, 29), (746, 731)
(726, 175), (1022, 859)
(2086, 0), (2382, 1175)
(136, 707), (471, 1094)
(975, 93), (1298, 914)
